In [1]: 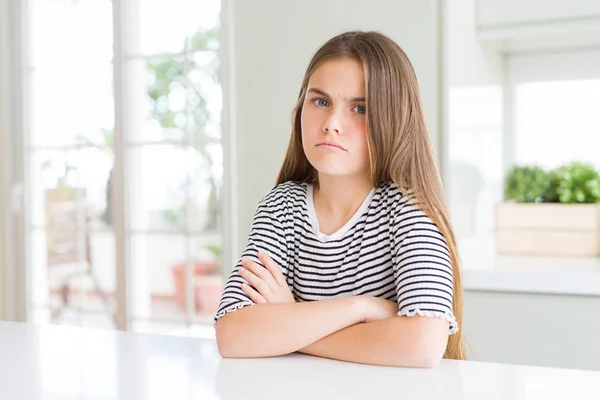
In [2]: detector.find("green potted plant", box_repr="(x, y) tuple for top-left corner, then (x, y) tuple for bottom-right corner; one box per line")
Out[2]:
(553, 162), (600, 204)
(503, 165), (555, 203)
(496, 162), (600, 256)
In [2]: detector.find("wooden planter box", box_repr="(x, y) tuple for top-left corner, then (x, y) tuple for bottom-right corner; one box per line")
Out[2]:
(495, 203), (600, 256)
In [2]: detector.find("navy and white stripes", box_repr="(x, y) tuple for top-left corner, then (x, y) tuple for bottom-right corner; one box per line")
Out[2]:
(215, 181), (458, 334)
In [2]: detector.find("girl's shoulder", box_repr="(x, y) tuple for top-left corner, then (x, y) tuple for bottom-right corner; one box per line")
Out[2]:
(375, 181), (421, 218)
(377, 181), (413, 204)
(260, 181), (308, 209)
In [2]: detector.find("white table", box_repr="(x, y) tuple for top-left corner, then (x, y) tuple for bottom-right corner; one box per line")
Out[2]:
(1, 321), (599, 400)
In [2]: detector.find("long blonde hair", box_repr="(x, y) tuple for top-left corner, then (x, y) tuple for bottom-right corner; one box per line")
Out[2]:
(276, 31), (466, 360)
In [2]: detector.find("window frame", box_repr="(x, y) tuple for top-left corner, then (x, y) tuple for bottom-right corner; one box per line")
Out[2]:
(1, 0), (231, 334)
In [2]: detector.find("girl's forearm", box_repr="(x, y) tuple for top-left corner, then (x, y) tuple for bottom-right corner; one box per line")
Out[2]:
(299, 315), (449, 368)
(215, 297), (366, 358)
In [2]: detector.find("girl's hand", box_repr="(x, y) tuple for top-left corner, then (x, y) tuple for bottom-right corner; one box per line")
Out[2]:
(360, 297), (399, 323)
(239, 251), (295, 304)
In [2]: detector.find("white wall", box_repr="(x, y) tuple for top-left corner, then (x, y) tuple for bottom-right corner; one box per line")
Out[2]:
(443, 0), (504, 239)
(224, 0), (444, 257)
(446, 1), (504, 88)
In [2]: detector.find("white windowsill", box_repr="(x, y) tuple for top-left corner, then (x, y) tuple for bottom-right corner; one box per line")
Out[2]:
(459, 235), (600, 296)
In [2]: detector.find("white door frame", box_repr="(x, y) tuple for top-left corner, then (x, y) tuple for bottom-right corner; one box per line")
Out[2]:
(0, 0), (28, 322)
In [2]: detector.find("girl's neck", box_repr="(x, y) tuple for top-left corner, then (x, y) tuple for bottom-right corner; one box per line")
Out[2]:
(313, 174), (373, 219)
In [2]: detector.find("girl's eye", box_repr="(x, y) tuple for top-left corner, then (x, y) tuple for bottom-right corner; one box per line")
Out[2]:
(354, 105), (366, 115)
(312, 98), (329, 107)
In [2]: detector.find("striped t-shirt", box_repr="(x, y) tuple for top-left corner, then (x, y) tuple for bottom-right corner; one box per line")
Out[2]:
(215, 180), (458, 334)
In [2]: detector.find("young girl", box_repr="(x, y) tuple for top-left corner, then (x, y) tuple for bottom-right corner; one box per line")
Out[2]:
(214, 30), (465, 368)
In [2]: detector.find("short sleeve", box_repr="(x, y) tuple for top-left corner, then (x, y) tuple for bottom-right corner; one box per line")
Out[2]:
(214, 199), (289, 323)
(392, 200), (459, 335)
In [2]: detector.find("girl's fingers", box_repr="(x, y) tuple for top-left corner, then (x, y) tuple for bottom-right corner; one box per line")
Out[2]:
(258, 251), (287, 287)
(239, 266), (271, 297)
(241, 283), (267, 304)
(242, 258), (277, 288)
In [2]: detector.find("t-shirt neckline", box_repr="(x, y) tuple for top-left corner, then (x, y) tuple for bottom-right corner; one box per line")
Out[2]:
(305, 183), (376, 242)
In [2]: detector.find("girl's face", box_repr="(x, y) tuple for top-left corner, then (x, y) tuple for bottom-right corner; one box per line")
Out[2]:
(301, 58), (370, 182)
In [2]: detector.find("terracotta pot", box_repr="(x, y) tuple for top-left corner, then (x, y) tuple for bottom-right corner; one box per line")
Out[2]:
(171, 262), (219, 309)
(194, 275), (224, 314)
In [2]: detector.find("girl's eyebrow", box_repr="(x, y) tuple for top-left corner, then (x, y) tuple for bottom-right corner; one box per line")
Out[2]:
(307, 87), (365, 102)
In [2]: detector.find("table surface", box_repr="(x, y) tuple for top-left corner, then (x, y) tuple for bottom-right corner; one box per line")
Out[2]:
(1, 321), (600, 400)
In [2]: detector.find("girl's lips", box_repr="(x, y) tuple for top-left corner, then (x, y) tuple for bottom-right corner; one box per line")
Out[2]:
(317, 141), (346, 151)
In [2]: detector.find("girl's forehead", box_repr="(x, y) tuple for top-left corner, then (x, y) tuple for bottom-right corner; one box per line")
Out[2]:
(307, 59), (365, 98)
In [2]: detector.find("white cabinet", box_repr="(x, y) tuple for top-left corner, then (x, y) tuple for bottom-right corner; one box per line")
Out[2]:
(478, 0), (600, 27)
(464, 290), (600, 371)
(476, 0), (600, 52)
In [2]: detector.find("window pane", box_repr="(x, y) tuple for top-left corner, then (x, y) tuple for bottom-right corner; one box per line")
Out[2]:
(188, 51), (222, 143)
(125, 55), (187, 144)
(30, 0), (113, 68)
(127, 50), (220, 144)
(30, 226), (117, 329)
(24, 0), (223, 336)
(26, 0), (116, 330)
(30, 0), (113, 147)
(28, 150), (114, 328)
(128, 145), (200, 231)
(135, 0), (220, 55)
(128, 144), (219, 233)
(447, 86), (503, 239)
(190, 234), (223, 319)
(188, 141), (222, 234)
(130, 233), (188, 321)
(29, 149), (114, 229)
(515, 79), (600, 169)
(129, 234), (224, 322)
